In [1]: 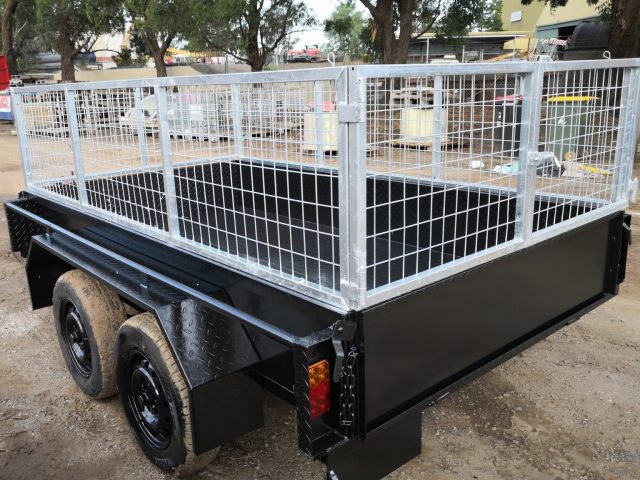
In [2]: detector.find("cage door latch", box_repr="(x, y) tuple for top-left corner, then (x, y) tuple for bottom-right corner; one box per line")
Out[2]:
(331, 320), (357, 382)
(529, 151), (557, 167)
(337, 103), (364, 124)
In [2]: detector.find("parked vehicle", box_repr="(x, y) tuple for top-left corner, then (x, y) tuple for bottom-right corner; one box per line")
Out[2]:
(5, 59), (638, 479)
(286, 44), (326, 62)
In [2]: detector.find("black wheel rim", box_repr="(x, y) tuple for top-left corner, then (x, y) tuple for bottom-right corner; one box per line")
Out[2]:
(127, 352), (173, 450)
(62, 301), (92, 377)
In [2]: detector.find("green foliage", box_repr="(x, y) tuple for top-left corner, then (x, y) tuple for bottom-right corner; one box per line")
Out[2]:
(186, 0), (316, 71)
(35, 0), (124, 53)
(324, 0), (367, 60)
(1, 0), (39, 73)
(124, 0), (194, 75)
(127, 27), (150, 57)
(476, 0), (503, 31)
(358, 20), (381, 62)
(114, 45), (146, 67)
(431, 0), (486, 39)
(124, 0), (190, 48)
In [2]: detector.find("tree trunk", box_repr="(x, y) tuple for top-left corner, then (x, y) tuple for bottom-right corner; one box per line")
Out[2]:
(151, 48), (167, 77)
(609, 0), (640, 58)
(246, 4), (264, 72)
(143, 31), (171, 77)
(60, 35), (76, 83)
(1, 0), (19, 74)
(369, 0), (415, 64)
(395, 0), (415, 63)
(244, 27), (266, 71)
(246, 47), (265, 71)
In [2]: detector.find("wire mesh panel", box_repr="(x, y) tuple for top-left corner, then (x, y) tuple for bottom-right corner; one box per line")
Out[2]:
(169, 78), (341, 293)
(17, 91), (78, 200)
(532, 65), (633, 233)
(13, 70), (345, 305)
(363, 69), (525, 291)
(73, 87), (169, 231)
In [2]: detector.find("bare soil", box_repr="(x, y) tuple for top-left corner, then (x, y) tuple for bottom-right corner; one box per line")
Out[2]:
(0, 125), (639, 480)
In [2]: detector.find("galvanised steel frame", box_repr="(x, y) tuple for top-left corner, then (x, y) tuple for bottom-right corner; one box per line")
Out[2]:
(11, 59), (640, 312)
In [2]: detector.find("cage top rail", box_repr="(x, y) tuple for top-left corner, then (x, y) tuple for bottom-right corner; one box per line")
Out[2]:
(11, 59), (640, 95)
(354, 58), (640, 78)
(10, 66), (347, 93)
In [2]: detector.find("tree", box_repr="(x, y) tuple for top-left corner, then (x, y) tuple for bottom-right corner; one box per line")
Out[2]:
(477, 0), (502, 31)
(124, 0), (191, 77)
(324, 0), (368, 61)
(359, 0), (485, 64)
(1, 0), (36, 74)
(188, 0), (316, 72)
(521, 0), (640, 58)
(113, 45), (146, 67)
(35, 0), (123, 82)
(2, 0), (21, 74)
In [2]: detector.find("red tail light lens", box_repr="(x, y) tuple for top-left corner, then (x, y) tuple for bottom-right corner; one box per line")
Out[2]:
(308, 359), (331, 420)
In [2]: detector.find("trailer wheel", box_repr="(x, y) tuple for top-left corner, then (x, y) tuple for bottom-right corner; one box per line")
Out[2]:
(53, 270), (127, 399)
(116, 313), (219, 475)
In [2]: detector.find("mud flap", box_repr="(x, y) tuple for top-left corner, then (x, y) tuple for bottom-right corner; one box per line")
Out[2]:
(325, 412), (421, 480)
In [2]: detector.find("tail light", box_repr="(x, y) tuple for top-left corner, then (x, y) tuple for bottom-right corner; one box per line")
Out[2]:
(308, 359), (331, 420)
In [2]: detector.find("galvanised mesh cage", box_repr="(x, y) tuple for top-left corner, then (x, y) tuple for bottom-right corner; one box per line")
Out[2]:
(11, 60), (640, 310)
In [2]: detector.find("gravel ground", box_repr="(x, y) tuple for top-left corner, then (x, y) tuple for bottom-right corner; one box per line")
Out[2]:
(0, 127), (639, 480)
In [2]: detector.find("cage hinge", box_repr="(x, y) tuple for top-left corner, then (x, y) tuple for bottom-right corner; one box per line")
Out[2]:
(629, 178), (638, 204)
(337, 103), (364, 124)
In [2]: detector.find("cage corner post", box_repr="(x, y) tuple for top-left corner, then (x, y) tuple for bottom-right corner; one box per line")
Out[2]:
(338, 66), (368, 310)
(11, 91), (33, 189)
(614, 67), (640, 203)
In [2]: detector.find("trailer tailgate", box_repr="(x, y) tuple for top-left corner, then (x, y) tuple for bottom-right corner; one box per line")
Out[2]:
(360, 213), (625, 430)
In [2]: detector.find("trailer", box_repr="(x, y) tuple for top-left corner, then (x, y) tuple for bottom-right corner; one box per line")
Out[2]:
(4, 59), (639, 479)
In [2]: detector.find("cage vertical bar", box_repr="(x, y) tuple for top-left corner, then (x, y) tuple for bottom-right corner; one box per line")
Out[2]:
(134, 87), (149, 167)
(155, 86), (180, 237)
(65, 90), (88, 206)
(431, 75), (443, 180)
(231, 84), (244, 157)
(515, 64), (544, 243)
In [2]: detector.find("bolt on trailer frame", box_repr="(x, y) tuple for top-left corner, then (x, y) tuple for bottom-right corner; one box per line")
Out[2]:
(4, 58), (638, 480)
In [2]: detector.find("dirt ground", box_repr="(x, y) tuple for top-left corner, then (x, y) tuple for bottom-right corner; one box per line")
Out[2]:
(0, 125), (639, 480)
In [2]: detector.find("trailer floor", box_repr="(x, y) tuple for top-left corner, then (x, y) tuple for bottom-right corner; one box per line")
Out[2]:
(1, 127), (639, 480)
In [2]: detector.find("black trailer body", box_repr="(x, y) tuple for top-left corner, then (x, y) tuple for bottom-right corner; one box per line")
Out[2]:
(5, 59), (640, 479)
(5, 180), (632, 480)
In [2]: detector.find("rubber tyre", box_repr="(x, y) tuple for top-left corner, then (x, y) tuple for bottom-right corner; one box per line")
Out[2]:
(116, 313), (219, 475)
(53, 269), (127, 399)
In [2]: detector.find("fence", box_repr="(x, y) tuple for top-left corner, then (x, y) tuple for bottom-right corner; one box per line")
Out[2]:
(11, 60), (640, 310)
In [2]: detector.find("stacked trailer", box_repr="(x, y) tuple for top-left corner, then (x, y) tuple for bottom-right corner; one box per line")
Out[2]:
(5, 60), (639, 479)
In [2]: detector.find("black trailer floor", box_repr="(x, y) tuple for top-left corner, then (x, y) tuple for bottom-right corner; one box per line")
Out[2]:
(44, 159), (591, 292)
